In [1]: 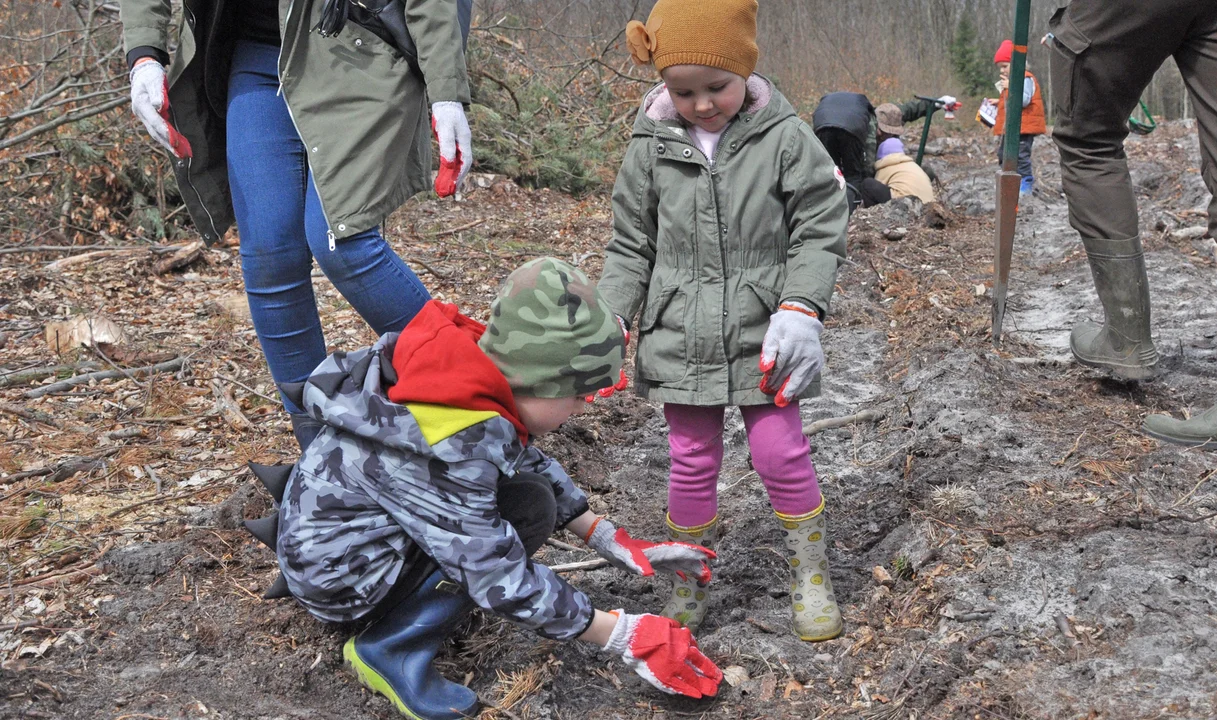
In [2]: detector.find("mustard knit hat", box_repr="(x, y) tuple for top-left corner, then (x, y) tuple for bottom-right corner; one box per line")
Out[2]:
(625, 0), (759, 78)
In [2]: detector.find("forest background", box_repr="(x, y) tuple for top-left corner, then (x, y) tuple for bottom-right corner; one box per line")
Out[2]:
(0, 0), (1195, 248)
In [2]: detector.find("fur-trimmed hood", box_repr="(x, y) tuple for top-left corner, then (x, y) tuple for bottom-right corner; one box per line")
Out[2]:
(630, 74), (795, 142)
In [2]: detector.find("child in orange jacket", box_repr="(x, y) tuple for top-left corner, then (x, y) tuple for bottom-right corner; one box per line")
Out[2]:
(993, 39), (1047, 195)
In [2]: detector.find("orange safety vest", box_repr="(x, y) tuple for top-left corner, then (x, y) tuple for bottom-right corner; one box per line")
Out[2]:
(993, 71), (1047, 136)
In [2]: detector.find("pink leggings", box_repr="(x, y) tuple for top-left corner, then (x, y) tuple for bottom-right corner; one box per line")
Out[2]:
(664, 403), (823, 527)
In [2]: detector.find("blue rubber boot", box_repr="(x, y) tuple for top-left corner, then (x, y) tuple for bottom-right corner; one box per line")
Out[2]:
(343, 570), (479, 719)
(1019, 176), (1034, 196)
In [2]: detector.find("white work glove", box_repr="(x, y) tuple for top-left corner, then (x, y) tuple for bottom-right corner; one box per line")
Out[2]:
(430, 101), (473, 197)
(759, 301), (825, 408)
(937, 95), (957, 107)
(583, 518), (714, 583)
(129, 60), (192, 158)
(602, 611), (722, 698)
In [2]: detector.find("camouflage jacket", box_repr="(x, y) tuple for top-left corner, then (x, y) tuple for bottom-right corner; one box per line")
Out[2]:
(276, 331), (595, 640)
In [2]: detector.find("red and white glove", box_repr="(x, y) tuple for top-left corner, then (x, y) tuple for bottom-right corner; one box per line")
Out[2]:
(431, 101), (473, 197)
(586, 315), (631, 403)
(603, 612), (722, 698)
(130, 60), (192, 159)
(937, 94), (961, 111)
(759, 301), (824, 408)
(584, 518), (714, 584)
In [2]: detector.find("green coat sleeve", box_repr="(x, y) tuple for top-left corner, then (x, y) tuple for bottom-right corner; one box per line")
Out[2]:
(900, 98), (932, 124)
(119, 0), (174, 55)
(405, 0), (471, 104)
(779, 122), (849, 319)
(598, 138), (659, 325)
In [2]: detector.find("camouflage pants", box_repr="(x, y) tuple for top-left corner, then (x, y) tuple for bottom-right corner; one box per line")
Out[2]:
(281, 470), (558, 624)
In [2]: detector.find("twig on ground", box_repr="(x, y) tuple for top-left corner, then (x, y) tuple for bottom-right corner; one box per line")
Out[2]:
(106, 484), (220, 519)
(211, 379), (252, 431)
(0, 401), (60, 428)
(804, 409), (883, 436)
(12, 564), (100, 588)
(429, 218), (486, 237)
(545, 538), (584, 553)
(408, 257), (450, 280)
(24, 358), (184, 398)
(0, 449), (118, 493)
(215, 374), (278, 404)
(92, 343), (145, 388)
(549, 558), (609, 573)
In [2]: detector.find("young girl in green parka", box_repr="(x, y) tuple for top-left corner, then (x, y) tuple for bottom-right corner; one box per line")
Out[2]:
(598, 0), (850, 641)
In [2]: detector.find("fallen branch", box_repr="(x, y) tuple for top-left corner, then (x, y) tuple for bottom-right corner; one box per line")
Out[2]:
(549, 558), (609, 574)
(0, 449), (119, 491)
(43, 247), (145, 272)
(0, 362), (102, 388)
(24, 358), (185, 399)
(803, 409), (883, 436)
(152, 240), (205, 275)
(0, 244), (155, 256)
(0, 401), (60, 428)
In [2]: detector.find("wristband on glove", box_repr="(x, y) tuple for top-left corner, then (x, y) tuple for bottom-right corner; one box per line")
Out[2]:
(778, 303), (819, 319)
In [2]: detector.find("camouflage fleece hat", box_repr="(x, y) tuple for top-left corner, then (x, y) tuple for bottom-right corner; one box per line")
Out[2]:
(479, 257), (625, 398)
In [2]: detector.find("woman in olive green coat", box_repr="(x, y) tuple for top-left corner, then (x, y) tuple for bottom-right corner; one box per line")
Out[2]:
(598, 0), (849, 643)
(119, 0), (473, 448)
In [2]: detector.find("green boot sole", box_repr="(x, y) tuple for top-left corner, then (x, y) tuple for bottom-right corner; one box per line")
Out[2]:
(1142, 404), (1217, 450)
(343, 639), (432, 720)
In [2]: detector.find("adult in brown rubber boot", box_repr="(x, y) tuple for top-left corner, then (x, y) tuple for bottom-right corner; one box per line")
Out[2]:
(1047, 0), (1217, 446)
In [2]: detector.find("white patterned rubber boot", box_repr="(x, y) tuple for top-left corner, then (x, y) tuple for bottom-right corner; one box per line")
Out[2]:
(659, 515), (717, 632)
(776, 503), (843, 641)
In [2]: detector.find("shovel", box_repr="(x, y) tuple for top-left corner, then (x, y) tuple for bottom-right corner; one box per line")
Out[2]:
(992, 0), (1033, 346)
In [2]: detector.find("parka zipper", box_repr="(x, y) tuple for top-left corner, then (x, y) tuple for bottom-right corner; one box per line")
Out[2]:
(279, 0), (338, 250)
(661, 124), (733, 381)
(706, 128), (730, 370)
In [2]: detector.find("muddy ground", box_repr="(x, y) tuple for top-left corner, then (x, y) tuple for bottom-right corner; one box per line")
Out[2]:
(2, 121), (1215, 720)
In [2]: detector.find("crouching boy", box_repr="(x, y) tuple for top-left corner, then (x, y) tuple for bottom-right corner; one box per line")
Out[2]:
(257, 258), (721, 719)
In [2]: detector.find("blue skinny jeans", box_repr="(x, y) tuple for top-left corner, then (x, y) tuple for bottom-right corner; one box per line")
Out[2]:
(226, 41), (430, 413)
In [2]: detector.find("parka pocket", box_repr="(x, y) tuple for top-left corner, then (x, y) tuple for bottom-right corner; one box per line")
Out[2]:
(1048, 7), (1091, 121)
(636, 283), (689, 384)
(739, 280), (781, 376)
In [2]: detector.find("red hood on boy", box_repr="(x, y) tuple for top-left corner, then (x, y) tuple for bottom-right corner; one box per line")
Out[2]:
(386, 300), (529, 444)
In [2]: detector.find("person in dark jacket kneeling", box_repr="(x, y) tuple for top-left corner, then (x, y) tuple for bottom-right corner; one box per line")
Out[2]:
(253, 258), (722, 719)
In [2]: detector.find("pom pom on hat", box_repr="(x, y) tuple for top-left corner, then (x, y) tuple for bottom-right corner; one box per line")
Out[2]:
(625, 0), (759, 78)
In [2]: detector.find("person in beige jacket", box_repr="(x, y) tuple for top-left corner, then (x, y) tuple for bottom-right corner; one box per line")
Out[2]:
(873, 137), (936, 203)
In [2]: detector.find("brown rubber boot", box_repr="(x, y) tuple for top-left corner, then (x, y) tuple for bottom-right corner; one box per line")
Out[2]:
(1070, 236), (1158, 380)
